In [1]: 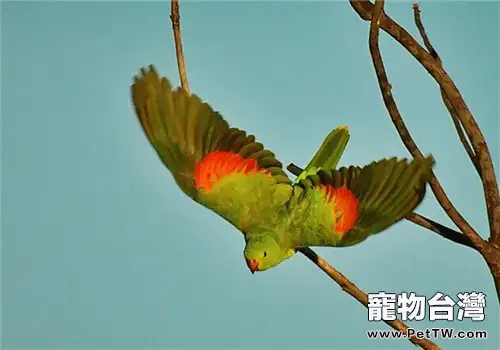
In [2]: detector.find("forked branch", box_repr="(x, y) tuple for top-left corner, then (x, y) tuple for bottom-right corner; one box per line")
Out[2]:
(349, 0), (500, 251)
(365, 0), (486, 252)
(350, 0), (500, 302)
(412, 3), (480, 176)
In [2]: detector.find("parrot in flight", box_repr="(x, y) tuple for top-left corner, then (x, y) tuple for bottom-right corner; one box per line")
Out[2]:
(131, 65), (434, 274)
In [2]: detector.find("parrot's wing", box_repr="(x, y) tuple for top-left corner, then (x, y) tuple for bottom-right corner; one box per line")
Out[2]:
(289, 156), (434, 248)
(131, 66), (293, 233)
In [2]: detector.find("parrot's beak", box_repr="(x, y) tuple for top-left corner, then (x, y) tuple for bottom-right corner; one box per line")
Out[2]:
(246, 259), (259, 274)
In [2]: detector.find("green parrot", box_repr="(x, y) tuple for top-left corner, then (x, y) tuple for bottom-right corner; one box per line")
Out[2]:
(131, 65), (434, 274)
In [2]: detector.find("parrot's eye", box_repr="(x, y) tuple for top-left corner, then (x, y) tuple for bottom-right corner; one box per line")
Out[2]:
(263, 251), (267, 258)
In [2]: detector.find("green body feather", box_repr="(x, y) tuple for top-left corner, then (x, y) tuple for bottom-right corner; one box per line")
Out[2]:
(131, 65), (434, 272)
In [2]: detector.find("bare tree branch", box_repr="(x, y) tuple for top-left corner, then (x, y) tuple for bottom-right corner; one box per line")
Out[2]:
(287, 163), (476, 250)
(298, 247), (441, 350)
(170, 0), (190, 94)
(411, 4), (439, 59)
(349, 0), (500, 251)
(365, 0), (486, 253)
(349, 0), (500, 303)
(406, 213), (475, 249)
(286, 163), (304, 176)
(412, 3), (481, 176)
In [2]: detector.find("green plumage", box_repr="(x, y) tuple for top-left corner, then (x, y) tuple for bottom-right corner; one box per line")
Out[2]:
(131, 65), (434, 272)
(293, 125), (350, 185)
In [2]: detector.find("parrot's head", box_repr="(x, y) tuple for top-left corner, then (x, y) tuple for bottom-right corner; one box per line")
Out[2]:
(243, 235), (295, 273)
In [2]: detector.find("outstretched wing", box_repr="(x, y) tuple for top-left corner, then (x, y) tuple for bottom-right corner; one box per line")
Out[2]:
(289, 157), (434, 248)
(131, 65), (293, 233)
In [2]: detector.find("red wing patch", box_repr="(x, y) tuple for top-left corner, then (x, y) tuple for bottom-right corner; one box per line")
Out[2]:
(317, 185), (359, 234)
(194, 151), (270, 191)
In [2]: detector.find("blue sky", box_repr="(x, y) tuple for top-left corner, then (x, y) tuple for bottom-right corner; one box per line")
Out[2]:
(2, 1), (499, 349)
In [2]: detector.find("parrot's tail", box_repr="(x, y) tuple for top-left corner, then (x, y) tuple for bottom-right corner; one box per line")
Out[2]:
(293, 126), (350, 185)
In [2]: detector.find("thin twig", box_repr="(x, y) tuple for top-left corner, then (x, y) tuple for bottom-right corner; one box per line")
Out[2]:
(168, 1), (442, 347)
(406, 213), (475, 249)
(349, 0), (500, 251)
(411, 4), (439, 60)
(286, 163), (304, 176)
(365, 0), (486, 253)
(298, 247), (441, 350)
(170, 0), (190, 94)
(287, 162), (475, 250)
(412, 3), (481, 176)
